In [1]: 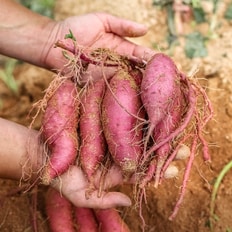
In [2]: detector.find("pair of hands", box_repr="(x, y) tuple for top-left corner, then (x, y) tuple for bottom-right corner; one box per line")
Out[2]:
(1, 9), (179, 209)
(39, 13), (185, 209)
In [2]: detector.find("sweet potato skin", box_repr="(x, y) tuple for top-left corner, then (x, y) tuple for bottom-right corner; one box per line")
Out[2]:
(42, 79), (79, 184)
(141, 53), (181, 127)
(74, 207), (98, 232)
(46, 188), (76, 232)
(102, 69), (144, 175)
(95, 208), (130, 232)
(79, 80), (106, 182)
(152, 93), (184, 186)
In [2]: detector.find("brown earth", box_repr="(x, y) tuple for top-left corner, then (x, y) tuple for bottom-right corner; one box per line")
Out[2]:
(0, 1), (232, 231)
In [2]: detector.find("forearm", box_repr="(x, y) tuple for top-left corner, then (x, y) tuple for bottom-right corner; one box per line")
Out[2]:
(0, 118), (43, 181)
(0, 0), (57, 69)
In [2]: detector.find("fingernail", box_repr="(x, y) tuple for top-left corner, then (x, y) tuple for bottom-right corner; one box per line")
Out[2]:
(116, 196), (132, 207)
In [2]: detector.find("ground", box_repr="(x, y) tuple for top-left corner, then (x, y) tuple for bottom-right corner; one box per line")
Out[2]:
(0, 0), (232, 231)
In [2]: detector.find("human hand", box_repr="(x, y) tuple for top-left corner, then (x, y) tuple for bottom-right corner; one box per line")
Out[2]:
(41, 13), (155, 71)
(50, 164), (131, 209)
(49, 157), (187, 209)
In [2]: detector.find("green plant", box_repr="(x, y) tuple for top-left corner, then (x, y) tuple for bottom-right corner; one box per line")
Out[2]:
(151, 0), (220, 58)
(209, 160), (232, 231)
(0, 58), (18, 94)
(19, 0), (55, 18)
(184, 32), (208, 58)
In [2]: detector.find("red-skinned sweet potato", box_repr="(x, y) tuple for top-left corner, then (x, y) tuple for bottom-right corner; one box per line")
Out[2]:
(152, 92), (185, 187)
(46, 188), (75, 232)
(102, 69), (144, 176)
(74, 207), (98, 232)
(95, 208), (130, 232)
(141, 53), (181, 155)
(41, 79), (79, 184)
(79, 80), (106, 184)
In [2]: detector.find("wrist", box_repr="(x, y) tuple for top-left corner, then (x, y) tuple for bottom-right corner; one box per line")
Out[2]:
(0, 118), (44, 182)
(0, 0), (59, 70)
(21, 131), (45, 183)
(38, 21), (65, 71)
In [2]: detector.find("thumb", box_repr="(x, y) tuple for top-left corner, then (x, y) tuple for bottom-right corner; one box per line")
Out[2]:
(96, 13), (148, 37)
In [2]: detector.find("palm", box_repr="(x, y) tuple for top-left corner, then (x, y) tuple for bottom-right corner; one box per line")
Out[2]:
(62, 14), (117, 48)
(45, 13), (154, 70)
(51, 165), (131, 209)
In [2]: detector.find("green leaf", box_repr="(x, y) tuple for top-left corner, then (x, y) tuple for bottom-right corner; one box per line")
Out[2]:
(152, 0), (173, 7)
(19, 0), (55, 18)
(224, 4), (232, 20)
(190, 0), (201, 8)
(184, 32), (207, 58)
(193, 6), (206, 23)
(166, 3), (176, 36)
(64, 29), (76, 41)
(0, 59), (18, 94)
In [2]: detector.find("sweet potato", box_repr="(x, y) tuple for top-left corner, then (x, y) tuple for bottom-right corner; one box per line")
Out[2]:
(46, 188), (75, 232)
(102, 69), (144, 176)
(139, 53), (213, 218)
(74, 207), (98, 232)
(39, 36), (213, 224)
(95, 208), (130, 232)
(152, 91), (185, 187)
(41, 79), (79, 184)
(79, 80), (106, 184)
(141, 53), (181, 156)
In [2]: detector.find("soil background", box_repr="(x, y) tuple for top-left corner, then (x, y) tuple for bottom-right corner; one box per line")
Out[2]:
(1, 0), (232, 231)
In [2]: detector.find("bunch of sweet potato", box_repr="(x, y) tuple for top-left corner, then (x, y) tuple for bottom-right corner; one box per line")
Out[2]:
(35, 34), (212, 230)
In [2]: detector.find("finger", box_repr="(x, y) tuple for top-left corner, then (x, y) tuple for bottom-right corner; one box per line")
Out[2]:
(94, 164), (124, 190)
(81, 65), (117, 83)
(69, 191), (131, 209)
(105, 38), (155, 63)
(51, 165), (130, 209)
(126, 43), (155, 62)
(51, 166), (87, 192)
(96, 13), (148, 37)
(109, 37), (155, 62)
